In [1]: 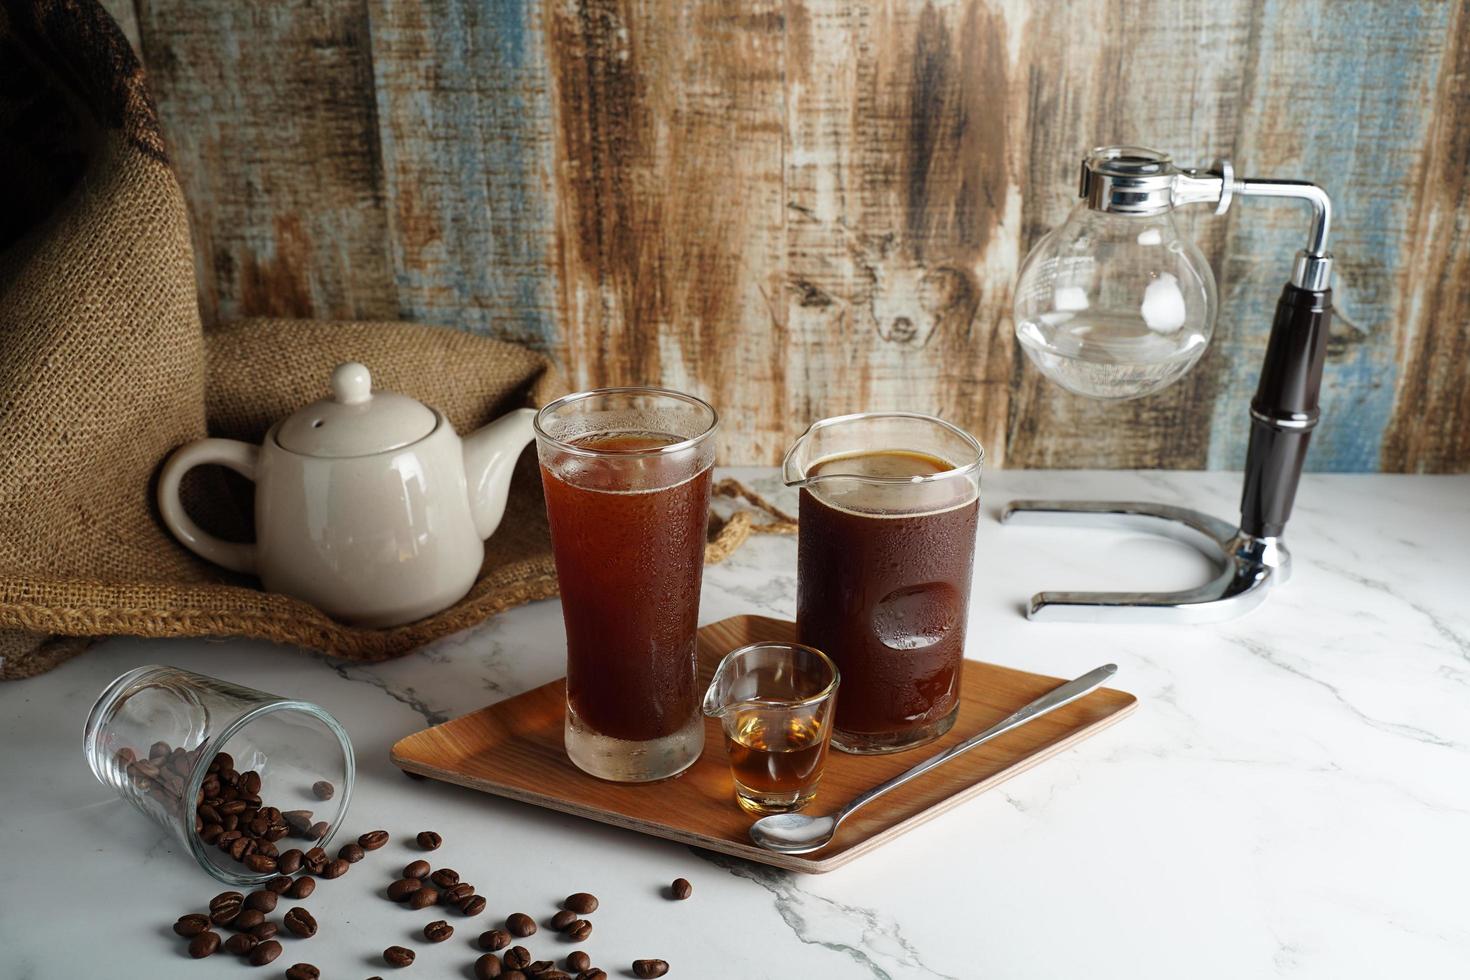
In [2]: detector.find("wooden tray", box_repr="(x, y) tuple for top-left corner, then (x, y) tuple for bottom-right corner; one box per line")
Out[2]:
(391, 615), (1136, 873)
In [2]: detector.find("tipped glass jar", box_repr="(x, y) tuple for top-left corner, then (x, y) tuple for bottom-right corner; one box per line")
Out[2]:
(84, 665), (355, 886)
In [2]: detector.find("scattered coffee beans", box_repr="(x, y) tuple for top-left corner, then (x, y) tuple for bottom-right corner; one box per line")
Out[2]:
(187, 931), (220, 958)
(388, 878), (423, 902)
(285, 965), (320, 980)
(550, 910), (577, 931)
(525, 961), (555, 975)
(579, 970), (608, 980)
(423, 919), (454, 943)
(209, 891), (244, 926)
(173, 913), (210, 937)
(480, 929), (511, 951)
(632, 960), (669, 979)
(249, 939), (283, 966)
(460, 894), (487, 916)
(443, 882), (475, 904)
(244, 853), (277, 873)
(339, 842), (366, 863)
(416, 830), (443, 850)
(320, 857), (351, 879)
(251, 922), (279, 941)
(265, 875), (293, 894)
(566, 951), (591, 972)
(671, 877), (692, 900)
(403, 859), (431, 879)
(383, 945), (415, 967)
(312, 780), (335, 800)
(566, 919), (592, 942)
(475, 952), (504, 979)
(303, 847), (328, 874)
(283, 906), (317, 938)
(563, 893), (598, 915)
(506, 913), (537, 937)
(504, 946), (532, 969)
(359, 829), (390, 850)
(408, 887), (439, 910)
(277, 849), (303, 874)
(429, 867), (460, 888)
(231, 909), (266, 932)
(224, 933), (257, 955)
(246, 889), (278, 913)
(288, 876), (316, 900)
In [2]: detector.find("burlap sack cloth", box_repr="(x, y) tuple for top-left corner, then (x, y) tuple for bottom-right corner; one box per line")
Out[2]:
(0, 0), (794, 681)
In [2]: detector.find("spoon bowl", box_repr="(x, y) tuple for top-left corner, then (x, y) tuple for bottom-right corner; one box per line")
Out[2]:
(747, 812), (838, 854)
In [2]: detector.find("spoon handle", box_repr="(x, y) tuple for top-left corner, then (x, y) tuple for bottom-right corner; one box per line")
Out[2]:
(834, 663), (1119, 825)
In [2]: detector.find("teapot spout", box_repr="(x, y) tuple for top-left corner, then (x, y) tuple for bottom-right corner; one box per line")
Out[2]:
(463, 407), (537, 540)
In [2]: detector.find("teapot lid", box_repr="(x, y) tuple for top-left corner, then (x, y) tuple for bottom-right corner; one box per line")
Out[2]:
(275, 362), (438, 457)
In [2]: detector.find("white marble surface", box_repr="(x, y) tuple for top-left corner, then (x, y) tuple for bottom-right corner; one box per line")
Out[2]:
(2, 469), (1468, 979)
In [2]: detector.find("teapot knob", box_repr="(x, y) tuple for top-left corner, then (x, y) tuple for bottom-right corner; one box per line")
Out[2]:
(331, 362), (373, 405)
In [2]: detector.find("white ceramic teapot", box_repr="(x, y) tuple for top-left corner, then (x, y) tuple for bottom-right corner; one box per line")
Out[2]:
(157, 362), (537, 627)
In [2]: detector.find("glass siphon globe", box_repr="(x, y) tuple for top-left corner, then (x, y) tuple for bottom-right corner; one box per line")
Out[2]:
(1013, 201), (1218, 400)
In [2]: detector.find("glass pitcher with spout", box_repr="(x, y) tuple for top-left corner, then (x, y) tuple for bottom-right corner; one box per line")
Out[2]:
(782, 413), (983, 754)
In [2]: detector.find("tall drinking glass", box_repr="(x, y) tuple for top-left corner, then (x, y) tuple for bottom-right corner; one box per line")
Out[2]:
(535, 387), (718, 781)
(784, 413), (983, 754)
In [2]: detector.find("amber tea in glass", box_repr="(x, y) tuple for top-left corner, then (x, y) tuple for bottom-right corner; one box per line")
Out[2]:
(784, 413), (982, 754)
(535, 387), (718, 782)
(703, 641), (839, 814)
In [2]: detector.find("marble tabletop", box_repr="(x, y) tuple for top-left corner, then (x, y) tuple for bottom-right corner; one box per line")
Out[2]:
(2, 469), (1467, 979)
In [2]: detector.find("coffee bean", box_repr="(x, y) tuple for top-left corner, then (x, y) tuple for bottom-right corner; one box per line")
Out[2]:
(415, 830), (442, 850)
(209, 891), (244, 925)
(283, 907), (318, 938)
(459, 894), (487, 916)
(285, 965), (320, 980)
(550, 910), (577, 931)
(242, 771), (263, 794)
(188, 931), (220, 958)
(504, 946), (531, 969)
(383, 945), (415, 967)
(276, 849), (304, 874)
(504, 974), (526, 980)
(303, 847), (328, 874)
(387, 878), (423, 902)
(578, 970), (608, 980)
(320, 857), (350, 879)
(671, 877), (692, 900)
(358, 829), (390, 850)
(224, 933), (257, 955)
(423, 919), (454, 943)
(563, 893), (598, 915)
(311, 780), (334, 800)
(288, 876), (316, 900)
(479, 929), (511, 951)
(284, 810), (315, 836)
(173, 913), (211, 937)
(232, 909), (266, 932)
(443, 882), (475, 904)
(249, 939), (283, 966)
(265, 875), (293, 894)
(199, 823), (224, 844)
(475, 952), (504, 979)
(506, 913), (536, 937)
(632, 960), (669, 979)
(429, 868), (459, 888)
(246, 890), (277, 913)
(251, 922), (279, 941)
(525, 962), (554, 975)
(403, 859), (431, 880)
(338, 842), (365, 863)
(407, 887), (439, 910)
(566, 920), (592, 942)
(566, 952), (591, 973)
(244, 853), (278, 874)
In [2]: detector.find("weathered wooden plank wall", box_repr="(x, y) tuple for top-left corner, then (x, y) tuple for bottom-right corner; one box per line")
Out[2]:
(113, 0), (1469, 471)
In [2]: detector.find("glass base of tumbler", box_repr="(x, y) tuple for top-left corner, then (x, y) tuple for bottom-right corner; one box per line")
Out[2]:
(565, 706), (704, 782)
(831, 704), (959, 755)
(734, 778), (821, 815)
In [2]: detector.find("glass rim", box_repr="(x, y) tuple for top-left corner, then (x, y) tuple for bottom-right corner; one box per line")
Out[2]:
(714, 640), (841, 710)
(782, 411), (984, 486)
(533, 385), (719, 459)
(183, 698), (356, 887)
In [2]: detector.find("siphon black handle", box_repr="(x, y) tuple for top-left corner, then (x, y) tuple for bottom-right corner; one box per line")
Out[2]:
(1239, 282), (1333, 539)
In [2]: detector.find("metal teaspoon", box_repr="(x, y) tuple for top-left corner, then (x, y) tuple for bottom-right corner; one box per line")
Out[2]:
(748, 663), (1119, 854)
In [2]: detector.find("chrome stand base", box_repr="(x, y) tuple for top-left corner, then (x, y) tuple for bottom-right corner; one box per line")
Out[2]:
(999, 500), (1290, 624)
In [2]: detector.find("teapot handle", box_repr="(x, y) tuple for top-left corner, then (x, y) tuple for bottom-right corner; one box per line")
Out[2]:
(157, 439), (260, 575)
